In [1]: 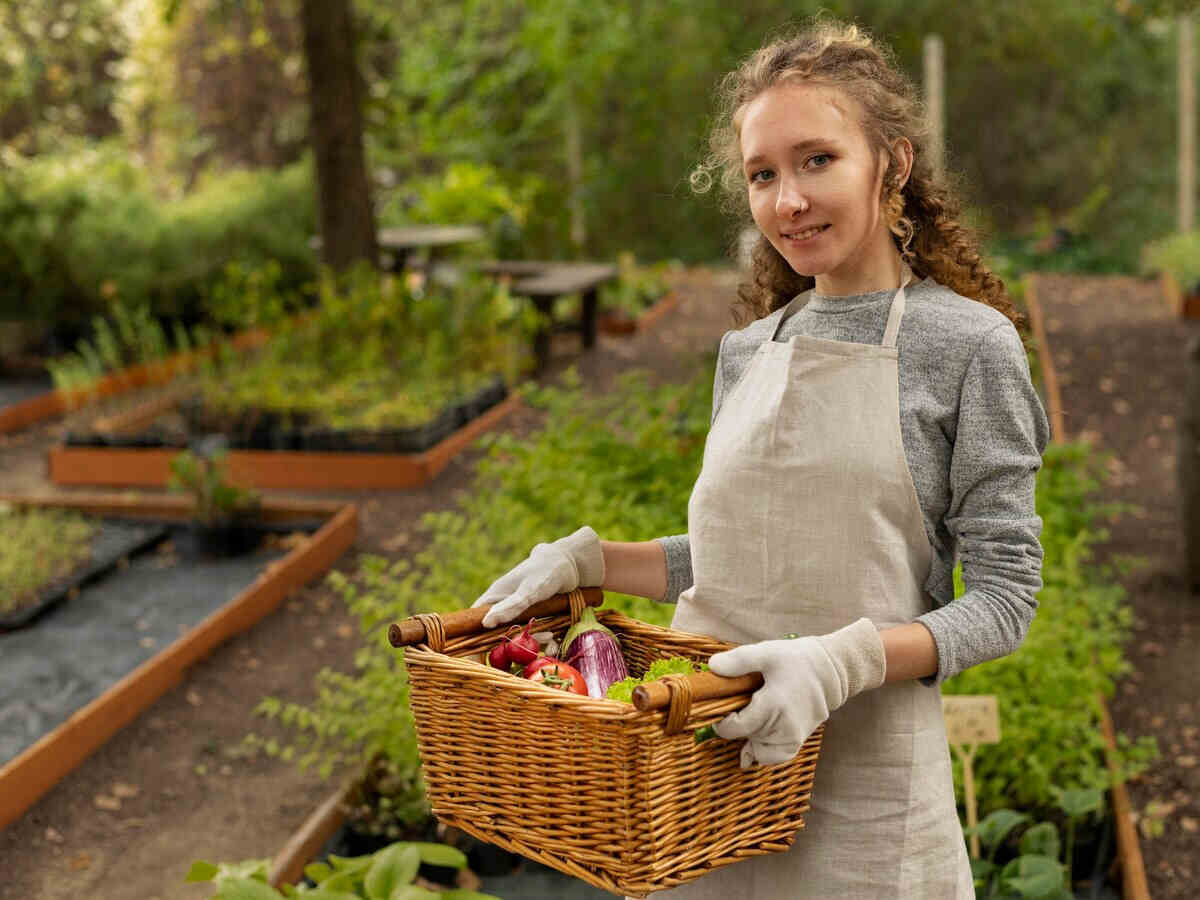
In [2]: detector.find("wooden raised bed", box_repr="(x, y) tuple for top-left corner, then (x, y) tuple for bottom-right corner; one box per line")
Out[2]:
(0, 491), (358, 832)
(1161, 270), (1200, 319)
(0, 327), (270, 436)
(47, 391), (522, 491)
(597, 290), (683, 336)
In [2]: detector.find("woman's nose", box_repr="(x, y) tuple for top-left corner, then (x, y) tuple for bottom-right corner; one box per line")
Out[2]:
(775, 176), (809, 217)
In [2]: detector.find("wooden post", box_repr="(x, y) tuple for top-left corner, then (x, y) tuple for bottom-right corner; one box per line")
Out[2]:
(1180, 334), (1200, 591)
(923, 34), (945, 181)
(1181, 13), (1195, 233)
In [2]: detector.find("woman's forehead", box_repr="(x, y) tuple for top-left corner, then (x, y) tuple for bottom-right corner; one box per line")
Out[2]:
(738, 82), (866, 158)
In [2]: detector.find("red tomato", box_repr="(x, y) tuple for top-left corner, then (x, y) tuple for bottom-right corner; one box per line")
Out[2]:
(525, 660), (588, 695)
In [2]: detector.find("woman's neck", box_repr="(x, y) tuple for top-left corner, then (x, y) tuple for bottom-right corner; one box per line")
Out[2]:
(813, 238), (905, 297)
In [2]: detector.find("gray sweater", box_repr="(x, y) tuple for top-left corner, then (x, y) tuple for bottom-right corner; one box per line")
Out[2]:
(655, 277), (1051, 685)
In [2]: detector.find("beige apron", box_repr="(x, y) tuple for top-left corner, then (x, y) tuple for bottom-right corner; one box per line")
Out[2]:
(644, 271), (973, 899)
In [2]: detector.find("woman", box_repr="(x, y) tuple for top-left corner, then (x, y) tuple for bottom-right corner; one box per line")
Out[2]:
(474, 20), (1049, 899)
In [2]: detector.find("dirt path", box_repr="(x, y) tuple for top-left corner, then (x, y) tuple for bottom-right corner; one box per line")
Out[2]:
(1032, 272), (1199, 898)
(0, 269), (740, 900)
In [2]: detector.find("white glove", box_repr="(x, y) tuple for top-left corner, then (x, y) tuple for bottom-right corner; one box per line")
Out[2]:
(707, 618), (886, 769)
(472, 526), (605, 629)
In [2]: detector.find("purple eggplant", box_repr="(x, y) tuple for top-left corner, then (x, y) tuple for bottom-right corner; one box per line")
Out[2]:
(560, 607), (629, 699)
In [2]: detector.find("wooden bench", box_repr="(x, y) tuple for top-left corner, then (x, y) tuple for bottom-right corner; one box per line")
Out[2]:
(310, 225), (486, 272)
(476, 261), (619, 372)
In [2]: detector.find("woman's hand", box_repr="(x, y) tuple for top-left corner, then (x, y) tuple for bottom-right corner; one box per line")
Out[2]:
(707, 618), (886, 769)
(472, 526), (605, 628)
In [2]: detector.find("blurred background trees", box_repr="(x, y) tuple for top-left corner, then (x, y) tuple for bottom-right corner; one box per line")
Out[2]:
(0, 0), (1195, 334)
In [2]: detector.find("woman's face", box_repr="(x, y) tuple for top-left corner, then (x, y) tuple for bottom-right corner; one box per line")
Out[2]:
(740, 81), (899, 295)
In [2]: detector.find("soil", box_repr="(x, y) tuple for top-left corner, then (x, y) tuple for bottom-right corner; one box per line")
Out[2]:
(1032, 273), (1200, 899)
(0, 268), (1190, 899)
(0, 267), (740, 900)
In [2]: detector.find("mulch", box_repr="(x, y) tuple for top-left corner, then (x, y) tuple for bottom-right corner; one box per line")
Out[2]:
(1031, 272), (1200, 898)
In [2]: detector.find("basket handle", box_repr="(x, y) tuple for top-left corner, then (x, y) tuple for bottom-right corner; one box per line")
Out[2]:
(632, 670), (764, 713)
(386, 587), (604, 649)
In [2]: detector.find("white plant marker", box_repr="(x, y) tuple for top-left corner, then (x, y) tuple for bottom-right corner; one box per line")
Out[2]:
(943, 694), (1001, 858)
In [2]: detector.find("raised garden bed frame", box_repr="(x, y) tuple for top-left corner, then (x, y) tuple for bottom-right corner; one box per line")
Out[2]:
(47, 391), (522, 491)
(0, 491), (358, 832)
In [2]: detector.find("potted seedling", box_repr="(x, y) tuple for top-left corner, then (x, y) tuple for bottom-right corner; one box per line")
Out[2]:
(168, 440), (263, 557)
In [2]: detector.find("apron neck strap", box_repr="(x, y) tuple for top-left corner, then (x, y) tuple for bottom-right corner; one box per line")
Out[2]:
(771, 263), (915, 347)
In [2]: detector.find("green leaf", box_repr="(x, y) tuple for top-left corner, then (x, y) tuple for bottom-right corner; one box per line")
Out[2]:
(1000, 854), (1065, 898)
(969, 857), (996, 883)
(364, 843), (422, 899)
(971, 809), (1030, 851)
(408, 842), (467, 869)
(184, 860), (220, 882)
(1019, 822), (1061, 860)
(439, 891), (505, 900)
(304, 862), (333, 883)
(386, 887), (439, 900)
(211, 877), (285, 900)
(318, 870), (361, 892)
(1054, 787), (1103, 820)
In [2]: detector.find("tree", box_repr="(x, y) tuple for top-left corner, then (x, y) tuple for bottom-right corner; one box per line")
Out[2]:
(299, 0), (376, 270)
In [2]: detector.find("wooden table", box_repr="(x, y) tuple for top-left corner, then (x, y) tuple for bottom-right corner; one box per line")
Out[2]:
(309, 225), (486, 271)
(476, 261), (619, 372)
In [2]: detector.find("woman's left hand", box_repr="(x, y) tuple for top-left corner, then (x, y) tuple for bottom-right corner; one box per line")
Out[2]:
(708, 618), (887, 769)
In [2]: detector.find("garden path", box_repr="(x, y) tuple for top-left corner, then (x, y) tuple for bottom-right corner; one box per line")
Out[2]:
(1032, 272), (1199, 899)
(0, 268), (739, 900)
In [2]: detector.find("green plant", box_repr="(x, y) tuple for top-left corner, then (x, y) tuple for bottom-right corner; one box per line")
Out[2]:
(0, 504), (98, 615)
(944, 438), (1158, 816)
(185, 839), (501, 899)
(598, 253), (679, 318)
(167, 448), (260, 526)
(1140, 231), (1200, 293)
(966, 787), (1104, 899)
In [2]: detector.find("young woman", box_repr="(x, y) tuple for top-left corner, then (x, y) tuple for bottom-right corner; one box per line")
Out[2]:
(474, 20), (1049, 899)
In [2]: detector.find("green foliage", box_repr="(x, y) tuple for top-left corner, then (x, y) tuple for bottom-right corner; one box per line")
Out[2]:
(966, 788), (1103, 898)
(379, 161), (542, 260)
(598, 253), (681, 318)
(250, 360), (714, 785)
(195, 262), (530, 429)
(944, 440), (1158, 816)
(1140, 231), (1200, 293)
(606, 656), (707, 703)
(44, 300), (208, 397)
(184, 840), (498, 900)
(168, 449), (260, 526)
(0, 504), (98, 615)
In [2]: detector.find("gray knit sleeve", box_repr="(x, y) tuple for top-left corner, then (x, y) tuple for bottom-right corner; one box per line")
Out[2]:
(916, 322), (1051, 684)
(652, 332), (732, 604)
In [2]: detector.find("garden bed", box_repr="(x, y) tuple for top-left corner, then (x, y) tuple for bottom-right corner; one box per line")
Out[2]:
(0, 325), (269, 436)
(47, 383), (521, 491)
(0, 492), (357, 831)
(596, 289), (682, 336)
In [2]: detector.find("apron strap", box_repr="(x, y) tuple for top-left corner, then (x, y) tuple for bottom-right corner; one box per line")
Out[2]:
(881, 264), (915, 350)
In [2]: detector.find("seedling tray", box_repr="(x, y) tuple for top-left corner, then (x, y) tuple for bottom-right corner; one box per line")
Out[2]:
(0, 518), (169, 631)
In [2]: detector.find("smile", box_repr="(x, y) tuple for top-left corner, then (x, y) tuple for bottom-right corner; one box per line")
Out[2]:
(782, 224), (831, 242)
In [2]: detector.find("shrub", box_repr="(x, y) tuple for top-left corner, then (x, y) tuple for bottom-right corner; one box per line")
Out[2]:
(1140, 231), (1200, 293)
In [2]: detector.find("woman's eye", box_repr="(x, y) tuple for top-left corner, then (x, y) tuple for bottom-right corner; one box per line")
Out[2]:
(749, 169), (774, 184)
(806, 154), (832, 168)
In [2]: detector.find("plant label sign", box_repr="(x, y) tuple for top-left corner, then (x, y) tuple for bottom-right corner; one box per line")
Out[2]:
(942, 694), (1000, 746)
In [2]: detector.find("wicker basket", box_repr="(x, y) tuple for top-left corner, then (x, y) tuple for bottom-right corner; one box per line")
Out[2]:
(389, 589), (823, 898)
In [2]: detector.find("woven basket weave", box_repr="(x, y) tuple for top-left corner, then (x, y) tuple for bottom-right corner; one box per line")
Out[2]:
(397, 590), (823, 898)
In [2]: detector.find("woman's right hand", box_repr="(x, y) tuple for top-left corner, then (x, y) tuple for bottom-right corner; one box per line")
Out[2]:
(472, 526), (606, 628)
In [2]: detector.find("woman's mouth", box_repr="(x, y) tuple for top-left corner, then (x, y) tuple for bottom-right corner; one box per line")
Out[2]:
(782, 224), (831, 244)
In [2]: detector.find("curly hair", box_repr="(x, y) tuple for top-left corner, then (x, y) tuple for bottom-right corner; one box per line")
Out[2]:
(691, 19), (1027, 339)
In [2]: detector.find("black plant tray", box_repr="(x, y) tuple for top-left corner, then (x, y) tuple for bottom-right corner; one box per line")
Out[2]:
(71, 377), (510, 455)
(0, 519), (170, 631)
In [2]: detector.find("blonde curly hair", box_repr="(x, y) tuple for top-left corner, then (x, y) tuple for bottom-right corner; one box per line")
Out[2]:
(692, 19), (1027, 339)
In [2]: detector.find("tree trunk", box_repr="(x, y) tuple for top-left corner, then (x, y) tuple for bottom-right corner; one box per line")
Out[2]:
(299, 0), (377, 270)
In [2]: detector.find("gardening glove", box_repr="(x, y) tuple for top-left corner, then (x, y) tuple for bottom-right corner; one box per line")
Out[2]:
(472, 526), (605, 629)
(707, 618), (886, 769)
